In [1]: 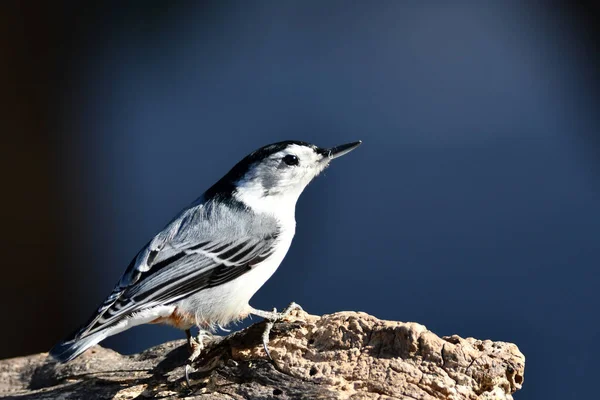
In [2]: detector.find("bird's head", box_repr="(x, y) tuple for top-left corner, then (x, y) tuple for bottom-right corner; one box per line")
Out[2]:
(207, 140), (361, 219)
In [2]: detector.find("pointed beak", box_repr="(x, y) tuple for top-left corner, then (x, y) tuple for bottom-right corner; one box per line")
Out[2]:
(323, 141), (362, 160)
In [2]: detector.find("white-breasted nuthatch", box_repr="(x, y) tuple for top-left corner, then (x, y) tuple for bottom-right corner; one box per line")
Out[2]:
(50, 140), (361, 384)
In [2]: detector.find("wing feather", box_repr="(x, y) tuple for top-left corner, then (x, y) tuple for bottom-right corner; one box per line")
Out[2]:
(82, 235), (277, 336)
(52, 198), (282, 363)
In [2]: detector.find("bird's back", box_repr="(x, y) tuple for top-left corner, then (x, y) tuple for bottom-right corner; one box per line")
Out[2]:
(50, 198), (286, 362)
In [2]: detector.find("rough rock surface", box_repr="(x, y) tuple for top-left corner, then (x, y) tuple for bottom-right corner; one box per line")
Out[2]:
(0, 311), (524, 399)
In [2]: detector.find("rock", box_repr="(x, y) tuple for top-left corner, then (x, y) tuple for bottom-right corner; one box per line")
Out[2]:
(0, 311), (524, 399)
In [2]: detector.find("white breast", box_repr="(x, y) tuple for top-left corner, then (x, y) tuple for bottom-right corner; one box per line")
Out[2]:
(174, 226), (295, 329)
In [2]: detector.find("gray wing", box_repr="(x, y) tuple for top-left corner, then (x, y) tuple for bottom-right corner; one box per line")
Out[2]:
(79, 200), (279, 337)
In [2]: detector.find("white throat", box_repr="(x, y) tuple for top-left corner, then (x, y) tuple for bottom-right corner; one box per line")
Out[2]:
(233, 184), (301, 228)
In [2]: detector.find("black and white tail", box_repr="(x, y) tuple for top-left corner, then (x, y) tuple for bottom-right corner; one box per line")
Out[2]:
(49, 284), (129, 362)
(49, 329), (110, 363)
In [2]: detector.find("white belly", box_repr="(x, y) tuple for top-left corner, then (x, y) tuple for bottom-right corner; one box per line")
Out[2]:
(174, 228), (294, 329)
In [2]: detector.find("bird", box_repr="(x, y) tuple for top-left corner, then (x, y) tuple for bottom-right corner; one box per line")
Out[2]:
(50, 139), (361, 385)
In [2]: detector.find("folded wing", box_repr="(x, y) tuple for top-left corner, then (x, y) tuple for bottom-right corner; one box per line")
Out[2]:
(83, 234), (278, 337)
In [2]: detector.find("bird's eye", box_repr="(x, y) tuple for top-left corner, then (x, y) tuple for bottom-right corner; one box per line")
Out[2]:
(283, 154), (299, 166)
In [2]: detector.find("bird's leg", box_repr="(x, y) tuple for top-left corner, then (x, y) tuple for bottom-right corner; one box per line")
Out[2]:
(185, 329), (197, 350)
(249, 302), (303, 360)
(184, 329), (210, 388)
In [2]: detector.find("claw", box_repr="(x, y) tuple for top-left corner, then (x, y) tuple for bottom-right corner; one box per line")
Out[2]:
(252, 302), (304, 362)
(282, 302), (302, 316)
(262, 320), (275, 361)
(183, 329), (208, 388)
(185, 363), (193, 389)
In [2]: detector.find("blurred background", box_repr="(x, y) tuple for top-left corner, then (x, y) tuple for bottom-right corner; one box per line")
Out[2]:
(1, 1), (599, 399)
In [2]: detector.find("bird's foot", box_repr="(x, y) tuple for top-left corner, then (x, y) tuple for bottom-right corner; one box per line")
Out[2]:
(250, 302), (303, 361)
(184, 329), (210, 389)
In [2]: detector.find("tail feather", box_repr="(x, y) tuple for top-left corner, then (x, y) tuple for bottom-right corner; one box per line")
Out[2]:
(49, 330), (108, 363)
(50, 306), (174, 362)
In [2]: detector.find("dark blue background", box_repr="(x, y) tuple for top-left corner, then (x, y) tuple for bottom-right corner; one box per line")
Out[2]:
(2, 2), (598, 399)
